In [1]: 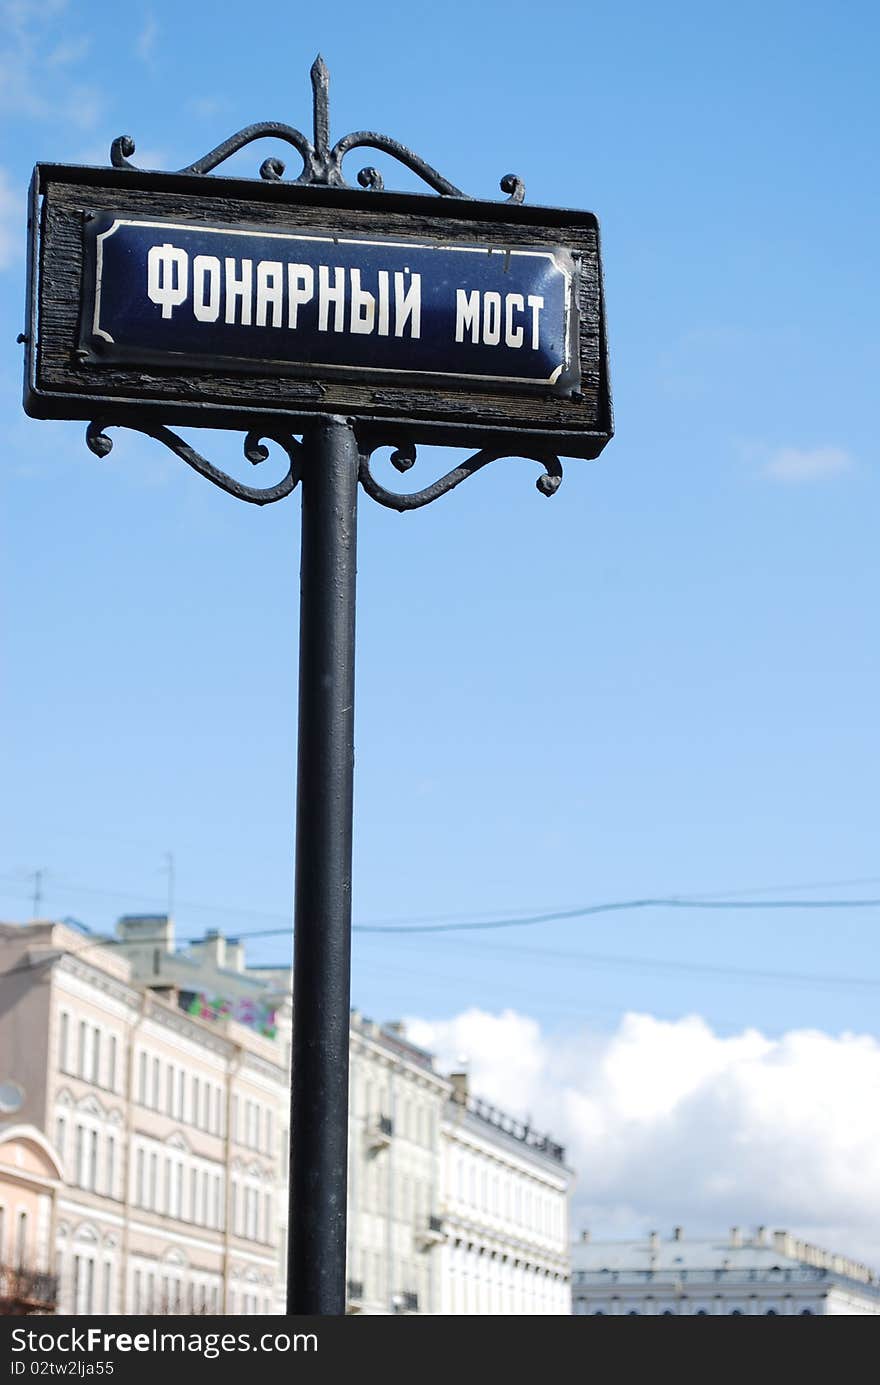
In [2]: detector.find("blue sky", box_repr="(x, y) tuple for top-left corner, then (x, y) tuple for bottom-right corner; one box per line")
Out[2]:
(2, 1), (879, 1062)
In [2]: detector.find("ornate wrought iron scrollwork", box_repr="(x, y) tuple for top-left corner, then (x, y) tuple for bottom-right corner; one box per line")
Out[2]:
(110, 55), (526, 204)
(86, 420), (302, 506)
(358, 440), (562, 511)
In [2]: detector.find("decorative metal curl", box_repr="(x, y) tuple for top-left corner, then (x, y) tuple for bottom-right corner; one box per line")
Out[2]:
(358, 441), (562, 511)
(86, 420), (302, 506)
(110, 55), (526, 204)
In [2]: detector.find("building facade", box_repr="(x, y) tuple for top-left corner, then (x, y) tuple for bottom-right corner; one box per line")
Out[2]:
(438, 1075), (572, 1315)
(0, 1123), (62, 1313)
(0, 918), (572, 1315)
(571, 1226), (880, 1315)
(345, 1015), (450, 1314)
(0, 922), (286, 1316)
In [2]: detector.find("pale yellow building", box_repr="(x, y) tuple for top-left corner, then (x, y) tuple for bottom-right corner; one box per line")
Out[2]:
(0, 1123), (62, 1312)
(0, 922), (286, 1315)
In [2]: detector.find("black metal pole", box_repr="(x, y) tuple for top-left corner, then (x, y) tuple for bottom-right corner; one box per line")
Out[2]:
(287, 415), (358, 1315)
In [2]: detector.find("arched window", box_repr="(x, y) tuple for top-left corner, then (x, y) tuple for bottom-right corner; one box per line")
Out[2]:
(766, 1309), (778, 1315)
(800, 1308), (814, 1315)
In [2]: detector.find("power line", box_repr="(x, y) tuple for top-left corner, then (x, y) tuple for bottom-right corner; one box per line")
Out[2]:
(2, 891), (880, 951)
(3, 894), (880, 994)
(2, 868), (880, 932)
(351, 895), (880, 935)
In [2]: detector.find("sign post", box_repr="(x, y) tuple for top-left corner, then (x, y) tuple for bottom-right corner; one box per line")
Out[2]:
(22, 57), (612, 1316)
(291, 415), (358, 1314)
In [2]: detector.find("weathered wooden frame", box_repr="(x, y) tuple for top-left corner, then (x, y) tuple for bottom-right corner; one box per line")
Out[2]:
(24, 163), (613, 461)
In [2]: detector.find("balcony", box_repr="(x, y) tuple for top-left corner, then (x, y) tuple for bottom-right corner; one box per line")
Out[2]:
(366, 1114), (393, 1152)
(345, 1279), (364, 1314)
(417, 1214), (446, 1249)
(0, 1264), (58, 1315)
(392, 1290), (419, 1314)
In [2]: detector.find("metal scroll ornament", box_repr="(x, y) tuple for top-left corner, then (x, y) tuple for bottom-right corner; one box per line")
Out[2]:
(93, 57), (561, 508)
(111, 54), (526, 204)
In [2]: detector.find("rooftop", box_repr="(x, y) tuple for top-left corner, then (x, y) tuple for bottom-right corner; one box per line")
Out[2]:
(456, 1089), (566, 1166)
(572, 1227), (878, 1289)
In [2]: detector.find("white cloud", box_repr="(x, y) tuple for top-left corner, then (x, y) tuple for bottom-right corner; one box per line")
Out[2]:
(136, 14), (158, 63)
(764, 445), (853, 483)
(45, 34), (89, 67)
(0, 0), (100, 128)
(406, 1007), (880, 1269)
(0, 167), (22, 270)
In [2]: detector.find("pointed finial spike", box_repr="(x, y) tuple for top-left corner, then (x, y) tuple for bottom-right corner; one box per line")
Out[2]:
(311, 54), (329, 158)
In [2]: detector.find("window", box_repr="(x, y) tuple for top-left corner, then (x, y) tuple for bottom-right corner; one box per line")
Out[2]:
(73, 1254), (94, 1314)
(75, 1125), (84, 1186)
(166, 1065), (175, 1116)
(55, 1114), (66, 1164)
(138, 1052), (147, 1105)
(149, 1152), (158, 1210)
(266, 1109), (273, 1155)
(106, 1135), (116, 1198)
(174, 1164), (183, 1219)
(190, 1169), (198, 1222)
(202, 1083), (210, 1132)
(103, 1261), (112, 1315)
(108, 1036), (117, 1092)
(176, 1070), (185, 1120)
(152, 1057), (160, 1110)
(15, 1211), (27, 1267)
(58, 1011), (70, 1071)
(78, 1021), (88, 1078)
(246, 1187), (256, 1240)
(192, 1078), (201, 1127)
(91, 1027), (101, 1085)
(88, 1129), (97, 1191)
(136, 1149), (145, 1206)
(133, 1270), (142, 1314)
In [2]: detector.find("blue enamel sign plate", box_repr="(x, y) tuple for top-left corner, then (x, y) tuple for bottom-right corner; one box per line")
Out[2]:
(80, 215), (579, 396)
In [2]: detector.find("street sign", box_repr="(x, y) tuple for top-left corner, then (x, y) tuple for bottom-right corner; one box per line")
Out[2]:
(24, 164), (612, 459)
(80, 215), (577, 394)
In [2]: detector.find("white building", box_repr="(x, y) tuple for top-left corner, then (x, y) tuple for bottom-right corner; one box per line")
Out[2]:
(439, 1074), (572, 1314)
(0, 916), (573, 1315)
(118, 917), (574, 1315)
(346, 1015), (450, 1314)
(571, 1226), (880, 1315)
